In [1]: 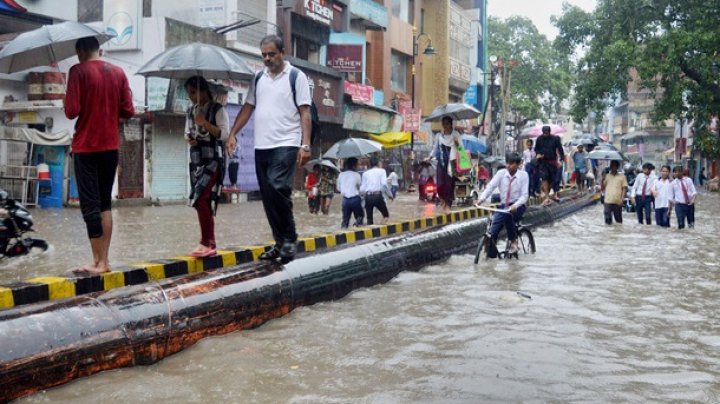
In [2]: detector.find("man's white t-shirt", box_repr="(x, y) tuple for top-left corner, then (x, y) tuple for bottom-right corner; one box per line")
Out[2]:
(245, 61), (312, 150)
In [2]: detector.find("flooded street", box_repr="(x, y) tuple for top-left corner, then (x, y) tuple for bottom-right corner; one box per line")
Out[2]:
(0, 194), (437, 283)
(14, 192), (720, 402)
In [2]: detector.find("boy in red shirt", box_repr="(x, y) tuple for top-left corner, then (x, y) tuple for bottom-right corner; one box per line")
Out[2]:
(64, 37), (134, 273)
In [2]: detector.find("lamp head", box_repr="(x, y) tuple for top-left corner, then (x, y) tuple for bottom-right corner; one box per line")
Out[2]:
(423, 43), (437, 56)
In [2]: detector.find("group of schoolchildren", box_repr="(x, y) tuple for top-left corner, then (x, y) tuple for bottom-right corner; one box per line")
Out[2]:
(600, 161), (697, 228)
(305, 157), (397, 229)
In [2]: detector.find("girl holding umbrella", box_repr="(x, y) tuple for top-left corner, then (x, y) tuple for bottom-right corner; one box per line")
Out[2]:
(184, 76), (230, 257)
(429, 116), (462, 210)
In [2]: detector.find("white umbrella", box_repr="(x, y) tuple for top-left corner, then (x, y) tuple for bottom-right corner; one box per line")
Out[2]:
(424, 103), (481, 122)
(323, 138), (383, 159)
(587, 150), (626, 161)
(136, 42), (255, 81)
(304, 159), (339, 172)
(0, 21), (112, 74)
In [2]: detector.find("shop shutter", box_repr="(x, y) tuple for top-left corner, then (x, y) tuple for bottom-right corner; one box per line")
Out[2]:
(151, 115), (188, 200)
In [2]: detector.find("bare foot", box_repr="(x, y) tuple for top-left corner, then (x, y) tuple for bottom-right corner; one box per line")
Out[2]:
(73, 263), (111, 274)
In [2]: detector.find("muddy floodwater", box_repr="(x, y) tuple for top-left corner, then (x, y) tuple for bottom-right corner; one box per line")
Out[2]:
(13, 192), (720, 402)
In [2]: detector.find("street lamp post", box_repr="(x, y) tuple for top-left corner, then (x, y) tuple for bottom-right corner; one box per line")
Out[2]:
(411, 26), (436, 150)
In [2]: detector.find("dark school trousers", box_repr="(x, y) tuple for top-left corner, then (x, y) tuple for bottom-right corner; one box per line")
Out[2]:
(635, 195), (653, 224)
(604, 203), (623, 224)
(489, 204), (526, 241)
(674, 203), (694, 229)
(255, 147), (298, 245)
(365, 193), (389, 225)
(341, 195), (364, 228)
(655, 207), (670, 227)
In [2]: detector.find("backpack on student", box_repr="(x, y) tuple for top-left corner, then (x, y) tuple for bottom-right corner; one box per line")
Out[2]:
(254, 67), (320, 144)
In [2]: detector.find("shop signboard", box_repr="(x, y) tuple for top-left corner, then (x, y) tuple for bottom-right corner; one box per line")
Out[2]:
(343, 104), (401, 134)
(301, 0), (334, 26)
(327, 44), (362, 72)
(104, 0), (142, 51)
(306, 70), (341, 119)
(403, 108), (420, 132)
(344, 82), (373, 103)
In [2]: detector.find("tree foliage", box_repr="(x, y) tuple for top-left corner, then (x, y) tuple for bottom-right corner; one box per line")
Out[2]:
(487, 16), (573, 124)
(553, 0), (720, 156)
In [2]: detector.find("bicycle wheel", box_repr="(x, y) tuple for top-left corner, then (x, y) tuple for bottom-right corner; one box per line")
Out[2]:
(517, 228), (536, 254)
(474, 235), (488, 263)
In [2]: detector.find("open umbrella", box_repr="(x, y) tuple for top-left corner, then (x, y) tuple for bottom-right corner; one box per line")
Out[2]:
(523, 124), (566, 137)
(136, 42), (254, 81)
(460, 134), (487, 154)
(323, 138), (383, 159)
(587, 150), (626, 161)
(0, 21), (113, 73)
(303, 159), (339, 172)
(424, 103), (481, 122)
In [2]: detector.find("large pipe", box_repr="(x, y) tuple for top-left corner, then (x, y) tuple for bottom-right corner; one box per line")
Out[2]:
(0, 195), (596, 401)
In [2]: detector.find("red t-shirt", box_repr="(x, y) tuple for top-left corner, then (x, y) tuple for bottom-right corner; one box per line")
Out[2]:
(64, 59), (134, 153)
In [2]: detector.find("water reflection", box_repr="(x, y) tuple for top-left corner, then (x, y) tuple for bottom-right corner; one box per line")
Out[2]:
(15, 192), (720, 402)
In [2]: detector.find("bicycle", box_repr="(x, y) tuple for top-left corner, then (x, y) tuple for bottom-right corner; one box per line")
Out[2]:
(473, 207), (536, 263)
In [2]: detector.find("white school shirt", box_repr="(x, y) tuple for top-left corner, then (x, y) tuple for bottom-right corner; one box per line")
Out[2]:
(360, 167), (388, 193)
(387, 172), (399, 186)
(652, 178), (672, 208)
(337, 170), (361, 198)
(670, 177), (697, 204)
(479, 168), (529, 210)
(522, 149), (536, 164)
(631, 172), (656, 197)
(245, 61), (312, 150)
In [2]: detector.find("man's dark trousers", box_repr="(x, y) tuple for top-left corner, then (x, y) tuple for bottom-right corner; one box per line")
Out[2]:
(635, 195), (653, 224)
(604, 203), (623, 224)
(255, 147), (298, 246)
(674, 203), (694, 229)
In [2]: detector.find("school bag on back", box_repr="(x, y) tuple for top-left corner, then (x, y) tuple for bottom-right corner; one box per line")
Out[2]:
(254, 68), (320, 144)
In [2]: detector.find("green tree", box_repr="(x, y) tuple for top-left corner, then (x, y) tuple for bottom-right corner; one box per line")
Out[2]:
(553, 0), (720, 156)
(487, 16), (573, 125)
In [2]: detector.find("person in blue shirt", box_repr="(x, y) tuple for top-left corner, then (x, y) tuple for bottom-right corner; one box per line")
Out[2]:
(572, 145), (588, 192)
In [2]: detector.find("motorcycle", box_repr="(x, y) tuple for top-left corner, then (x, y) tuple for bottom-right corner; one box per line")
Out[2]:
(0, 190), (48, 257)
(419, 177), (440, 203)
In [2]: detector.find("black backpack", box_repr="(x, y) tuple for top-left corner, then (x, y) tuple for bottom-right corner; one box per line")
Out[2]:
(254, 67), (320, 144)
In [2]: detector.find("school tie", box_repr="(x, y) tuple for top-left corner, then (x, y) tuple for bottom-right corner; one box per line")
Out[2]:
(641, 178), (648, 201)
(505, 176), (516, 206)
(680, 179), (690, 204)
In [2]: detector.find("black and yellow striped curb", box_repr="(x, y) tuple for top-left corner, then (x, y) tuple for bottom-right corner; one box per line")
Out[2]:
(0, 191), (573, 310)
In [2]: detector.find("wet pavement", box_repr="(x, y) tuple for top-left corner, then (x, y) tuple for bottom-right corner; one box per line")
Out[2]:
(11, 191), (720, 402)
(0, 192), (444, 284)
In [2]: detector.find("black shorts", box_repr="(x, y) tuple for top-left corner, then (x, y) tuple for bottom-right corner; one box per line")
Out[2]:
(74, 150), (119, 215)
(538, 161), (557, 182)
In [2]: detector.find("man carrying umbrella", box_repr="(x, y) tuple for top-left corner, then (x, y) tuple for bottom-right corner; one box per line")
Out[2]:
(534, 125), (565, 205)
(65, 36), (134, 273)
(226, 34), (312, 263)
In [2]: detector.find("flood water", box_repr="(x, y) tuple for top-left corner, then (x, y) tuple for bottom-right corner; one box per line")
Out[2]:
(15, 192), (720, 402)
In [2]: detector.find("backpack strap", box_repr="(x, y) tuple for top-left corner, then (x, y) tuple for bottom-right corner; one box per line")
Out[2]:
(289, 67), (299, 110)
(255, 68), (301, 111)
(253, 71), (263, 104)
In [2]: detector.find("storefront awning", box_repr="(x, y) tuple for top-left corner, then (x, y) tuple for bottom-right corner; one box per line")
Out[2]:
(343, 102), (402, 134)
(0, 126), (71, 145)
(369, 132), (410, 148)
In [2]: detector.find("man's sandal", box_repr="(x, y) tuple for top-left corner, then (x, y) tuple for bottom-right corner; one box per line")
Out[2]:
(259, 246), (281, 260)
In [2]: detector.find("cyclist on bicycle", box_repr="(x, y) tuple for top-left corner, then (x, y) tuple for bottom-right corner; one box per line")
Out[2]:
(475, 152), (529, 254)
